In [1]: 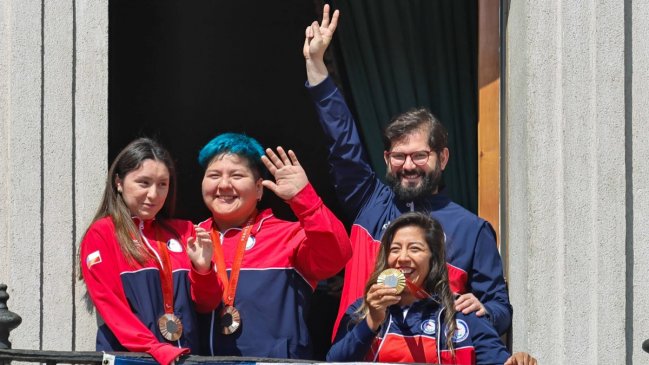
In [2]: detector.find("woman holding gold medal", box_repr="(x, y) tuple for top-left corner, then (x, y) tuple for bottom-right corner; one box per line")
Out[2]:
(327, 212), (536, 365)
(195, 133), (352, 359)
(80, 138), (222, 365)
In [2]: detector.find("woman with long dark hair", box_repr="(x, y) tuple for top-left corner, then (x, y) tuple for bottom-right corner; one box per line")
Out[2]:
(80, 138), (221, 365)
(327, 212), (536, 364)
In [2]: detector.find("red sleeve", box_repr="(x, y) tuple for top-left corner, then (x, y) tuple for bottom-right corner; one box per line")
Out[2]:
(332, 226), (380, 341)
(289, 183), (352, 282)
(80, 221), (188, 365)
(189, 265), (222, 313)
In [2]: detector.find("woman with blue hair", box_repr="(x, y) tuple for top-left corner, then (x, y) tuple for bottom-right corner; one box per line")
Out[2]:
(195, 133), (352, 359)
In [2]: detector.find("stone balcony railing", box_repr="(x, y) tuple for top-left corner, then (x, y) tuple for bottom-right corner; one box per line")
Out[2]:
(2, 283), (649, 364)
(0, 283), (318, 365)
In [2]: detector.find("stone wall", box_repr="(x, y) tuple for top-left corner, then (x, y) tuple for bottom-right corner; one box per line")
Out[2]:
(505, 1), (649, 363)
(0, 0), (107, 351)
(2, 1), (649, 363)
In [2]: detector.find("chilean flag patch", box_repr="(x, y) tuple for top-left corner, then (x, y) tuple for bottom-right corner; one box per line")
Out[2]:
(86, 250), (102, 269)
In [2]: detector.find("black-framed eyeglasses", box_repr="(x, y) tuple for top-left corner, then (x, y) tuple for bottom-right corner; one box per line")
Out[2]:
(386, 150), (435, 167)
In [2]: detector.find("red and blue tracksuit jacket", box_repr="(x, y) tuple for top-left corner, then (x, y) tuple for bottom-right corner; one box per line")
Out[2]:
(307, 76), (512, 336)
(327, 298), (510, 364)
(80, 217), (221, 365)
(196, 183), (352, 359)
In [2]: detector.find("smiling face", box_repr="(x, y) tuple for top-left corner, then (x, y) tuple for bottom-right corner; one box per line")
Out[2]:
(202, 153), (263, 230)
(387, 225), (432, 289)
(384, 129), (448, 200)
(115, 159), (170, 220)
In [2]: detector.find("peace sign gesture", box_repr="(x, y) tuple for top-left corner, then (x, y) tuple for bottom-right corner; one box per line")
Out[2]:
(303, 4), (339, 62)
(261, 147), (309, 201)
(304, 4), (340, 85)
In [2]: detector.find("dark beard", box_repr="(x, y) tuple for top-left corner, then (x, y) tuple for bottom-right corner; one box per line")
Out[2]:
(386, 164), (442, 202)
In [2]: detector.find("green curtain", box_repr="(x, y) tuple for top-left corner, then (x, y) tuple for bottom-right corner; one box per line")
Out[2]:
(331, 0), (478, 213)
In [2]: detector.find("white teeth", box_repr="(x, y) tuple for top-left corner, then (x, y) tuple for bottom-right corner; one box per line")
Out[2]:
(216, 195), (238, 203)
(399, 268), (414, 274)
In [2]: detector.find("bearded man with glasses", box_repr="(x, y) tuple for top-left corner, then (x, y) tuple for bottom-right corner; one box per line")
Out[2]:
(303, 5), (513, 340)
(383, 112), (448, 203)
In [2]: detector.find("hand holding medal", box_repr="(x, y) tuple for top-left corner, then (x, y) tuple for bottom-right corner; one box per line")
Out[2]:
(365, 269), (403, 331)
(377, 268), (406, 294)
(365, 268), (437, 332)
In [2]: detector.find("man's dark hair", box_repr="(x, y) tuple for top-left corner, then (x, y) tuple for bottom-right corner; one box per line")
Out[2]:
(383, 108), (448, 152)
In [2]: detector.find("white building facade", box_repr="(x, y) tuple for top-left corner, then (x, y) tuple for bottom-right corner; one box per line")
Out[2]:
(1, 1), (648, 363)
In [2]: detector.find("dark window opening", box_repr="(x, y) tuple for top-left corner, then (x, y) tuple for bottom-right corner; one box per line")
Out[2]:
(109, 0), (345, 359)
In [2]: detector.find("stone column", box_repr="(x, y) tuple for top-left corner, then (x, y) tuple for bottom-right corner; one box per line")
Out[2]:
(630, 2), (649, 364)
(504, 1), (649, 363)
(0, 0), (107, 351)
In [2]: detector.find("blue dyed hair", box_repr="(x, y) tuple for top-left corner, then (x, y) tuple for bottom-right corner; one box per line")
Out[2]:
(198, 133), (266, 177)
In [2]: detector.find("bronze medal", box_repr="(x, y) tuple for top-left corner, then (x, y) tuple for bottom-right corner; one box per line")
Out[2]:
(220, 305), (241, 335)
(211, 217), (254, 336)
(148, 227), (184, 342)
(377, 268), (406, 294)
(158, 313), (183, 341)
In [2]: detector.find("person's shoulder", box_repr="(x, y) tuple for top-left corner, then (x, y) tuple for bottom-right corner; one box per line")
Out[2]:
(454, 310), (481, 323)
(87, 216), (115, 232)
(164, 218), (193, 230)
(196, 217), (212, 230)
(338, 298), (366, 327)
(347, 297), (365, 312)
(452, 311), (510, 363)
(447, 201), (482, 221)
(434, 197), (491, 230)
(244, 209), (300, 239)
(454, 311), (498, 337)
(82, 216), (118, 252)
(256, 209), (296, 230)
(159, 219), (197, 241)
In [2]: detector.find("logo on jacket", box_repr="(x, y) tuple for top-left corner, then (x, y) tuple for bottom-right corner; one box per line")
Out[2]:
(448, 319), (469, 343)
(86, 250), (102, 269)
(420, 319), (436, 335)
(167, 239), (183, 253)
(245, 236), (256, 250)
(381, 221), (391, 232)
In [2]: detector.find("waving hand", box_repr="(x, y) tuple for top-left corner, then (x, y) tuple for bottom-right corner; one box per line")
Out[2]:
(261, 147), (308, 201)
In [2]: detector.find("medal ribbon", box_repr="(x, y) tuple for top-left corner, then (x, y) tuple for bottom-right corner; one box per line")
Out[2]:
(405, 278), (437, 301)
(143, 227), (175, 315)
(210, 216), (254, 307)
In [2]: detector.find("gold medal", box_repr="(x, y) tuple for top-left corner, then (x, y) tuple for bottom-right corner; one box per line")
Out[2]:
(220, 305), (241, 335)
(377, 268), (406, 294)
(158, 313), (183, 341)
